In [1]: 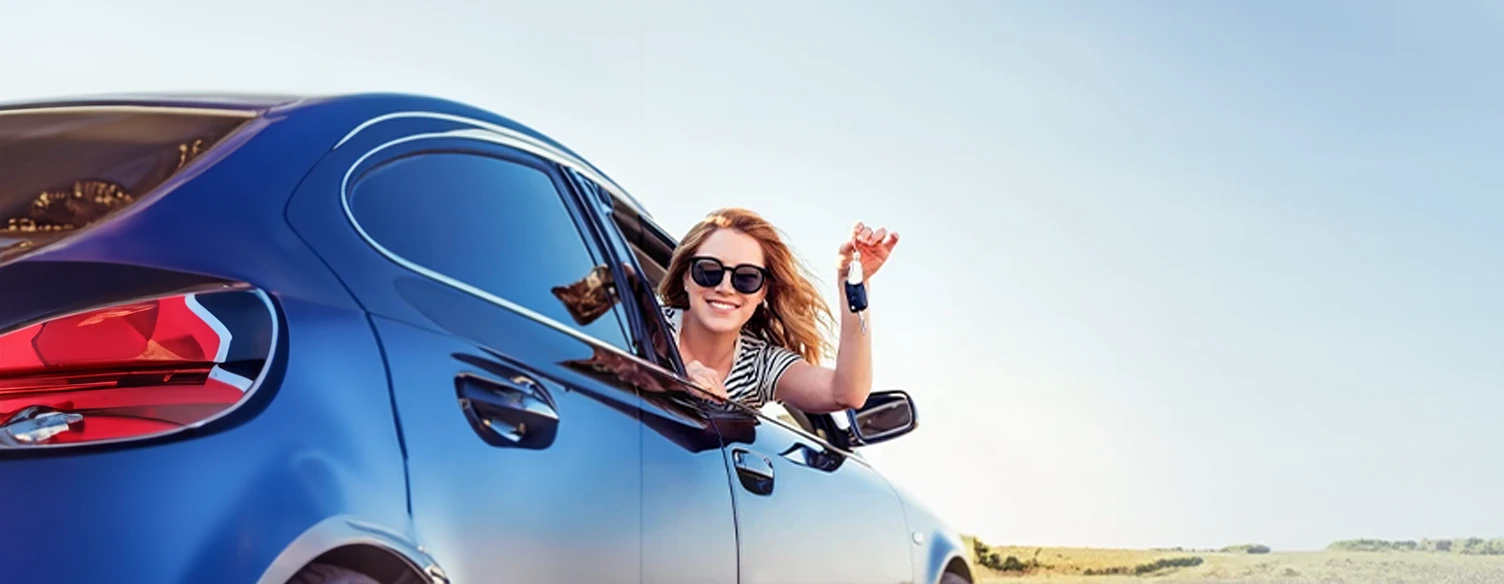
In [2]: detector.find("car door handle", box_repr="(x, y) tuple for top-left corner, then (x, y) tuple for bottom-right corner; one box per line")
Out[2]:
(456, 373), (559, 450)
(779, 442), (843, 473)
(731, 447), (774, 495)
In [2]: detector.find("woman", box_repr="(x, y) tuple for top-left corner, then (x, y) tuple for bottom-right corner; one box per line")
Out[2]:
(658, 208), (899, 414)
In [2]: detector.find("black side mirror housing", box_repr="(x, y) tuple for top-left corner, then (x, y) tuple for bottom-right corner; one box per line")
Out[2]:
(845, 390), (918, 447)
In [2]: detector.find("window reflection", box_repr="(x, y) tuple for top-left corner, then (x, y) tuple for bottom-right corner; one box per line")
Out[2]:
(347, 152), (635, 353)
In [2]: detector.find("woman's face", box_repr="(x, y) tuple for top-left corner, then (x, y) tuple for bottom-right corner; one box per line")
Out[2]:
(683, 228), (769, 335)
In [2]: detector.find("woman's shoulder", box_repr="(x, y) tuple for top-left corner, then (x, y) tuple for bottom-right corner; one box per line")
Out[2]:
(738, 330), (801, 362)
(736, 331), (803, 405)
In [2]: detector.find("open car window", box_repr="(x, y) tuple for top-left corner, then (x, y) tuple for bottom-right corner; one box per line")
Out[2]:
(590, 184), (859, 451)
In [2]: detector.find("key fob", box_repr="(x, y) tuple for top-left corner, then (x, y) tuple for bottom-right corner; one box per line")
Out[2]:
(845, 251), (868, 313)
(845, 280), (868, 313)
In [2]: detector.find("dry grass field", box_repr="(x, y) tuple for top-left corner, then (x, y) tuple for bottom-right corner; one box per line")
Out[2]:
(967, 538), (1504, 584)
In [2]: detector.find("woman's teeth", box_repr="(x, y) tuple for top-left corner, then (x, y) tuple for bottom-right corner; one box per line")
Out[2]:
(708, 300), (738, 310)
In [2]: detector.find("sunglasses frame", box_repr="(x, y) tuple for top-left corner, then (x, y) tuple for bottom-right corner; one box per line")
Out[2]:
(687, 255), (771, 295)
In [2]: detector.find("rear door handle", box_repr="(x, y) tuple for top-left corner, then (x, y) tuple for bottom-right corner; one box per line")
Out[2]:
(731, 447), (774, 495)
(456, 373), (559, 450)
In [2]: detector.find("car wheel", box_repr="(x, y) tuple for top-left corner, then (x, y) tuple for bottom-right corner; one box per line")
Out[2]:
(288, 563), (382, 584)
(939, 572), (970, 584)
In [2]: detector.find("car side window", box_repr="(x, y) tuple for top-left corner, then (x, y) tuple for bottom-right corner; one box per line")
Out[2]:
(347, 151), (634, 352)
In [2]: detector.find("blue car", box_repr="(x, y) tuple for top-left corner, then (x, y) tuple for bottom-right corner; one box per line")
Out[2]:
(0, 93), (972, 584)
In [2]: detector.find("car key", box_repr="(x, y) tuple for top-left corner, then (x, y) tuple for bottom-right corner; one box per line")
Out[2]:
(845, 250), (868, 334)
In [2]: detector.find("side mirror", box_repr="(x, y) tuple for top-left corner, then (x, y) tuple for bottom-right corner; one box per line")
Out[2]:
(845, 390), (918, 447)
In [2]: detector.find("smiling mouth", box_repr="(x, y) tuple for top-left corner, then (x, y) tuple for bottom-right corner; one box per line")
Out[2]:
(706, 299), (741, 311)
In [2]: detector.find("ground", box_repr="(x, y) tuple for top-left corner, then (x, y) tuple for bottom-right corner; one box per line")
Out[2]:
(970, 544), (1504, 584)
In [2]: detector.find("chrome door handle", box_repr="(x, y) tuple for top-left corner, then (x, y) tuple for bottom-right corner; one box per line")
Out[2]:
(456, 373), (559, 450)
(731, 448), (774, 495)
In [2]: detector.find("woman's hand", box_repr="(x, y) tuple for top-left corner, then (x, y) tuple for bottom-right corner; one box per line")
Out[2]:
(685, 360), (729, 402)
(838, 221), (900, 280)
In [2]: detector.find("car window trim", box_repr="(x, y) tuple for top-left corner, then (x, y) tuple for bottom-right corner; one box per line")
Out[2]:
(540, 158), (639, 350)
(340, 130), (640, 358)
(334, 112), (655, 222)
(559, 169), (691, 377)
(555, 166), (662, 367)
(560, 170), (695, 369)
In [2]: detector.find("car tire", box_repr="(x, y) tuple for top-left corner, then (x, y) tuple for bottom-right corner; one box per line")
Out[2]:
(939, 572), (970, 584)
(288, 563), (382, 584)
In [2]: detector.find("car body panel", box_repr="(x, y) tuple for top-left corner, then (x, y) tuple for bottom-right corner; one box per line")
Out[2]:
(371, 309), (644, 584)
(891, 479), (974, 584)
(717, 413), (916, 584)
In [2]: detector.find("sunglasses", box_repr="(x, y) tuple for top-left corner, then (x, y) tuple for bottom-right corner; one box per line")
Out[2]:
(688, 256), (770, 294)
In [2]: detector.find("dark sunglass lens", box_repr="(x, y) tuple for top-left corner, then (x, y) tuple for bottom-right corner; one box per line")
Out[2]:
(690, 259), (725, 287)
(731, 267), (765, 293)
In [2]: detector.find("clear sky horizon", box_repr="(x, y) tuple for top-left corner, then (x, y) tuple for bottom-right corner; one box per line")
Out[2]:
(4, 0), (1500, 552)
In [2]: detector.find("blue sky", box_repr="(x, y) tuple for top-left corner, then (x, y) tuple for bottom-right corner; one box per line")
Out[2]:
(4, 0), (1500, 551)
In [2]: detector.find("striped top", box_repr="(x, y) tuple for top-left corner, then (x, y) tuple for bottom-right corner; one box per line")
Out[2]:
(662, 306), (803, 410)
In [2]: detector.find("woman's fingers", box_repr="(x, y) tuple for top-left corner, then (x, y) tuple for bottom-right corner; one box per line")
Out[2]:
(687, 360), (711, 379)
(685, 361), (727, 399)
(853, 221), (878, 245)
(844, 222), (900, 275)
(851, 221), (895, 246)
(875, 230), (899, 254)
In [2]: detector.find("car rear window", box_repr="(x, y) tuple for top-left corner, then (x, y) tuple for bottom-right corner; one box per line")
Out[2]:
(0, 107), (252, 258)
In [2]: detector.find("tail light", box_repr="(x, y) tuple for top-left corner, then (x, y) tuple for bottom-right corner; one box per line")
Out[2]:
(0, 287), (276, 448)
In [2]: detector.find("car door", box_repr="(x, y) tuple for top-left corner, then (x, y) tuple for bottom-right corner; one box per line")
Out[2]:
(310, 137), (650, 584)
(725, 401), (916, 584)
(580, 191), (916, 584)
(560, 170), (741, 584)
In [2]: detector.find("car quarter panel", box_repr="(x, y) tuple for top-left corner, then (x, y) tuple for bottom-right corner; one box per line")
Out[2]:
(0, 286), (410, 584)
(0, 102), (419, 582)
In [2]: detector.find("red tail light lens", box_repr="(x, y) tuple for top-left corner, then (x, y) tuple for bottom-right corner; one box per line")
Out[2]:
(0, 287), (276, 447)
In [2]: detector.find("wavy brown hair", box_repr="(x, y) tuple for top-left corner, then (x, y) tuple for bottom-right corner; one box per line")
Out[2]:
(658, 208), (835, 364)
